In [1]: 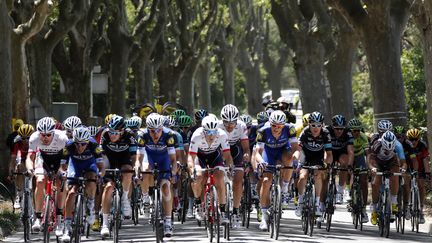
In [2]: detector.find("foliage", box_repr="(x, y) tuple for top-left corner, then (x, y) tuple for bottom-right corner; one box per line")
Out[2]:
(352, 63), (373, 132)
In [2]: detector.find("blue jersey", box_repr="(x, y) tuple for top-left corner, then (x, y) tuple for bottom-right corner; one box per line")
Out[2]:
(395, 140), (406, 160)
(63, 138), (103, 178)
(256, 124), (294, 165)
(248, 125), (258, 151)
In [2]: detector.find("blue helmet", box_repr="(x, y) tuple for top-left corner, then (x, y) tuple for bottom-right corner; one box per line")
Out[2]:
(331, 115), (346, 127)
(108, 115), (125, 130)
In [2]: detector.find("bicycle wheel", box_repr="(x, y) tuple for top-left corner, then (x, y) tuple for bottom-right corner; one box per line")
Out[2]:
(384, 191), (391, 238)
(326, 183), (335, 232)
(211, 186), (221, 243)
(358, 189), (364, 231)
(308, 186), (315, 237)
(274, 184), (282, 240)
(301, 201), (308, 235)
(132, 186), (140, 225)
(224, 182), (231, 241)
(22, 190), (31, 242)
(113, 191), (121, 243)
(412, 188), (420, 233)
(155, 189), (164, 243)
(378, 195), (384, 237)
(269, 185), (275, 238)
(180, 178), (189, 224)
(73, 195), (83, 243)
(42, 196), (51, 243)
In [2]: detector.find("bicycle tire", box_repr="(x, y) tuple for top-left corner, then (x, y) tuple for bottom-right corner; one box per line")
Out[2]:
(384, 190), (391, 238)
(242, 176), (252, 228)
(225, 182), (232, 225)
(180, 178), (189, 224)
(132, 186), (140, 225)
(211, 186), (220, 243)
(275, 184), (282, 240)
(73, 194), (83, 243)
(301, 204), (308, 235)
(156, 189), (165, 243)
(206, 188), (215, 242)
(326, 183), (335, 232)
(42, 196), (51, 243)
(22, 189), (31, 242)
(113, 191), (121, 243)
(308, 185), (315, 237)
(378, 194), (384, 237)
(412, 188), (420, 233)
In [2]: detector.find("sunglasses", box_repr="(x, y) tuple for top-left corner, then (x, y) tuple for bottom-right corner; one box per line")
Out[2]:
(310, 123), (322, 128)
(75, 142), (88, 146)
(108, 130), (122, 135)
(204, 130), (217, 136)
(334, 127), (345, 130)
(149, 128), (162, 133)
(40, 133), (53, 138)
(271, 124), (284, 128)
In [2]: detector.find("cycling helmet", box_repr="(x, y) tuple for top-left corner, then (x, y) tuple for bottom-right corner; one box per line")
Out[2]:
(380, 131), (396, 151)
(277, 96), (289, 104)
(88, 126), (99, 137)
(63, 116), (82, 131)
(257, 111), (269, 124)
(146, 113), (164, 129)
(406, 128), (421, 140)
(194, 109), (209, 122)
(18, 124), (34, 137)
(348, 118), (362, 129)
(13, 119), (24, 130)
(108, 115), (125, 130)
(104, 114), (116, 125)
(73, 126), (91, 143)
(178, 115), (193, 127)
(331, 115), (346, 128)
(173, 109), (187, 118)
(240, 115), (253, 127)
(308, 111), (324, 123)
(220, 104), (239, 122)
(302, 113), (310, 126)
(164, 115), (178, 128)
(269, 110), (286, 125)
(377, 119), (393, 133)
(265, 108), (274, 117)
(393, 126), (405, 135)
(202, 116), (219, 131)
(125, 116), (142, 129)
(37, 117), (56, 133)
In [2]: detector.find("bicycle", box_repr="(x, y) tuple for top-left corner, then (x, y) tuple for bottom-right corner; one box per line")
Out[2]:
(409, 171), (421, 233)
(103, 168), (134, 243)
(67, 176), (96, 243)
(376, 170), (402, 238)
(267, 165), (292, 240)
(223, 168), (232, 240)
(36, 171), (64, 243)
(349, 168), (369, 231)
(13, 172), (34, 242)
(301, 165), (326, 237)
(195, 167), (230, 243)
(240, 163), (253, 229)
(395, 174), (405, 234)
(141, 166), (171, 243)
(178, 163), (190, 224)
(131, 176), (142, 226)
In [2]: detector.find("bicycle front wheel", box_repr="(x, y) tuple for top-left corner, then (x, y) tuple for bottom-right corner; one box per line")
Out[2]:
(384, 191), (391, 238)
(326, 183), (335, 232)
(73, 195), (83, 243)
(42, 196), (51, 243)
(154, 189), (164, 243)
(308, 188), (315, 237)
(113, 191), (121, 243)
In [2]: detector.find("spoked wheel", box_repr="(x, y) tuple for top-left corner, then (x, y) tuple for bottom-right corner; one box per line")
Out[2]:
(72, 195), (83, 243)
(224, 182), (231, 241)
(180, 178), (189, 224)
(113, 192), (121, 243)
(22, 191), (32, 242)
(154, 190), (164, 243)
(42, 197), (51, 243)
(207, 187), (220, 243)
(274, 185), (282, 240)
(301, 207), (308, 235)
(326, 185), (335, 232)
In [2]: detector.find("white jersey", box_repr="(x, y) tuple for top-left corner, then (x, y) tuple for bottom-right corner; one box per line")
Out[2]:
(189, 127), (230, 155)
(29, 130), (68, 155)
(218, 120), (249, 146)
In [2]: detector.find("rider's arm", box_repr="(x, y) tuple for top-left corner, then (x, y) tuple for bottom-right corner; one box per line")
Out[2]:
(220, 131), (233, 167)
(240, 123), (250, 163)
(347, 144), (354, 166)
(323, 130), (333, 165)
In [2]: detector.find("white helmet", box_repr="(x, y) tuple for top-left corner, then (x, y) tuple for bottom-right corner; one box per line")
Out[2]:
(240, 114), (252, 127)
(276, 96), (289, 104)
(377, 119), (393, 133)
(202, 116), (219, 131)
(37, 117), (56, 134)
(220, 104), (239, 122)
(125, 115), (142, 129)
(380, 131), (396, 151)
(146, 113), (164, 129)
(73, 126), (91, 143)
(87, 126), (99, 137)
(269, 110), (286, 125)
(63, 116), (82, 131)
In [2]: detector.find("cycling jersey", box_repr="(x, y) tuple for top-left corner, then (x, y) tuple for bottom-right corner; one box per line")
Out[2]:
(189, 127), (230, 168)
(11, 135), (29, 162)
(100, 129), (137, 168)
(353, 132), (369, 156)
(369, 139), (399, 171)
(256, 124), (294, 166)
(370, 132), (405, 160)
(399, 139), (415, 169)
(296, 125), (304, 138)
(172, 129), (184, 151)
(218, 120), (248, 167)
(298, 126), (332, 166)
(29, 130), (68, 173)
(326, 126), (354, 162)
(63, 138), (104, 182)
(138, 127), (176, 179)
(179, 129), (190, 148)
(411, 140), (429, 173)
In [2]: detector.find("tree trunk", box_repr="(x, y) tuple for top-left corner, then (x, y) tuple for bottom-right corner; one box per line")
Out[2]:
(294, 42), (330, 119)
(133, 56), (154, 104)
(362, 30), (406, 126)
(197, 62), (211, 110)
(11, 36), (30, 120)
(179, 67), (195, 114)
(108, 41), (130, 116)
(326, 13), (357, 119)
(220, 55), (236, 104)
(244, 63), (262, 115)
(0, 0), (13, 179)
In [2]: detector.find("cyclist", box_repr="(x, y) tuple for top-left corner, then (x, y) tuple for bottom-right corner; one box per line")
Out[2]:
(188, 115), (234, 223)
(87, 125), (103, 231)
(178, 115), (193, 155)
(6, 118), (23, 153)
(25, 117), (69, 236)
(325, 115), (354, 204)
(406, 128), (430, 224)
(253, 110), (296, 230)
(63, 116), (82, 139)
(135, 113), (178, 237)
(369, 131), (400, 225)
(276, 97), (296, 124)
(100, 115), (137, 237)
(218, 104), (250, 228)
(348, 118), (370, 223)
(8, 124), (34, 209)
(295, 112), (333, 220)
(60, 126), (105, 242)
(95, 114), (116, 143)
(296, 113), (310, 137)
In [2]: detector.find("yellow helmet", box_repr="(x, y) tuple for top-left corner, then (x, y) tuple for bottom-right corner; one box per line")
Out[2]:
(104, 114), (116, 125)
(13, 118), (24, 131)
(302, 113), (310, 126)
(18, 124), (34, 138)
(406, 128), (421, 140)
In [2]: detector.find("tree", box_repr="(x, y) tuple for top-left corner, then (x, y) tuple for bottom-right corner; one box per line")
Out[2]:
(330, 0), (412, 127)
(271, 0), (334, 119)
(0, 0), (13, 180)
(10, 0), (50, 121)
